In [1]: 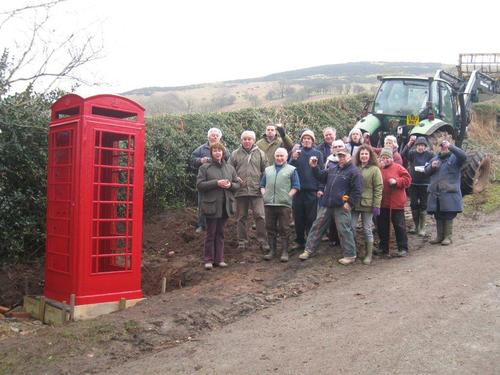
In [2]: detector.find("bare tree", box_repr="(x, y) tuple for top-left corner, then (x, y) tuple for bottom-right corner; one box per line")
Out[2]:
(0, 0), (103, 95)
(278, 80), (290, 99)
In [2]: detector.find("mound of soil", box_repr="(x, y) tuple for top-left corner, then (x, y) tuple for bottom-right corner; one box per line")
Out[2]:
(0, 208), (265, 308)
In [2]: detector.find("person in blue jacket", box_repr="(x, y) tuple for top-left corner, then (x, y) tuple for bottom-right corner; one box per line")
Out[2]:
(401, 136), (435, 236)
(425, 140), (467, 245)
(289, 130), (324, 251)
(299, 147), (363, 265)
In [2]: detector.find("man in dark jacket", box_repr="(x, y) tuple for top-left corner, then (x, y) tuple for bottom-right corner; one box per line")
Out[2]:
(316, 127), (336, 161)
(190, 128), (230, 233)
(289, 130), (324, 251)
(425, 140), (466, 245)
(299, 147), (362, 265)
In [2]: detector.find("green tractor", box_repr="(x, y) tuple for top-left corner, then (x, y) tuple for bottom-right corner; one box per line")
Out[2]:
(354, 68), (499, 195)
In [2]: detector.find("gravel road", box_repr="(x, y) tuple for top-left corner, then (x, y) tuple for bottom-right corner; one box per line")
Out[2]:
(105, 219), (500, 375)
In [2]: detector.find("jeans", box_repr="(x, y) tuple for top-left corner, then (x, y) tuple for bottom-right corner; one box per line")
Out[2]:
(351, 210), (374, 242)
(333, 207), (357, 258)
(305, 206), (334, 254)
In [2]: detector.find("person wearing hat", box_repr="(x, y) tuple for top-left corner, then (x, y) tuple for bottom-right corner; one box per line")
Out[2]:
(289, 129), (324, 251)
(401, 135), (435, 236)
(424, 140), (466, 246)
(366, 135), (404, 165)
(299, 146), (362, 265)
(376, 147), (412, 257)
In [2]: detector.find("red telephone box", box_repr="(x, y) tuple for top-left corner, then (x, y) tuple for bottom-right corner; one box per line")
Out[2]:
(44, 94), (145, 307)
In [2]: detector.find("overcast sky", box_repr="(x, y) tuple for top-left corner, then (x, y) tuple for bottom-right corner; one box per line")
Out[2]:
(2, 0), (499, 96)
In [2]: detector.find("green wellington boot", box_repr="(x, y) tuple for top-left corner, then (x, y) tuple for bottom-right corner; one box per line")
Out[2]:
(263, 237), (276, 260)
(409, 209), (419, 234)
(441, 220), (453, 246)
(363, 241), (374, 265)
(280, 239), (289, 262)
(417, 210), (427, 237)
(429, 219), (444, 244)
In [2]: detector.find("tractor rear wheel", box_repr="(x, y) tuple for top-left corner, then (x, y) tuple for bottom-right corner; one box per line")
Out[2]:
(461, 151), (491, 196)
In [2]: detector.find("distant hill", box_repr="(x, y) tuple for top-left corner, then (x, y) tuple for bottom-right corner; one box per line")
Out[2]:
(123, 61), (446, 116)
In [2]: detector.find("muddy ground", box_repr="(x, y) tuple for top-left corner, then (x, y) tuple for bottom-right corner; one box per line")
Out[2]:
(0, 197), (499, 374)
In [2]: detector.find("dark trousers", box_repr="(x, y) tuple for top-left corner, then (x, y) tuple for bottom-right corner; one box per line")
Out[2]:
(197, 192), (206, 229)
(265, 206), (291, 240)
(409, 185), (428, 210)
(433, 199), (458, 220)
(293, 190), (318, 245)
(204, 216), (228, 263)
(377, 208), (408, 251)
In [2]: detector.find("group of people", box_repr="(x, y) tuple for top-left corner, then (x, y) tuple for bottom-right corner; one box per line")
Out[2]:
(191, 124), (466, 270)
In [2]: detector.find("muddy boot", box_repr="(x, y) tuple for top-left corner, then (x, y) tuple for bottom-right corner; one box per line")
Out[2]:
(430, 220), (444, 244)
(409, 209), (419, 234)
(417, 210), (427, 237)
(263, 237), (276, 260)
(363, 241), (373, 265)
(441, 220), (453, 246)
(280, 239), (289, 262)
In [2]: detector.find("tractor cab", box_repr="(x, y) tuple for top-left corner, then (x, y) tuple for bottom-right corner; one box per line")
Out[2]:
(358, 75), (458, 149)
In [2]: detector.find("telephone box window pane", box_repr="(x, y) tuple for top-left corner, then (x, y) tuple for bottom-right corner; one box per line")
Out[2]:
(54, 149), (71, 164)
(54, 166), (71, 182)
(55, 131), (72, 147)
(54, 184), (71, 201)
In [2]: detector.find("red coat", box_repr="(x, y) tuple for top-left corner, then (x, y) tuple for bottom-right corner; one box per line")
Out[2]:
(380, 162), (412, 209)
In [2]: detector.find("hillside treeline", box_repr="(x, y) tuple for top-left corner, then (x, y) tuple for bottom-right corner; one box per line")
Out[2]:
(0, 92), (368, 261)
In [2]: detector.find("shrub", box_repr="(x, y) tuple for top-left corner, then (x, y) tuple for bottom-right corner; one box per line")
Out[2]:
(0, 88), (56, 261)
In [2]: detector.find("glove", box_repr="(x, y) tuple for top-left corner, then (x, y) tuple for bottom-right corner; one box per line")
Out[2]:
(372, 207), (380, 217)
(276, 126), (286, 138)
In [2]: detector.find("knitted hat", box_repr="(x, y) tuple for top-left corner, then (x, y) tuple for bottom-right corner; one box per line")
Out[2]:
(380, 147), (393, 159)
(300, 129), (316, 143)
(415, 136), (428, 147)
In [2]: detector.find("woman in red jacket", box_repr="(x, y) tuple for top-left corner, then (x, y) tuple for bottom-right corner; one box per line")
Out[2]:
(375, 148), (412, 257)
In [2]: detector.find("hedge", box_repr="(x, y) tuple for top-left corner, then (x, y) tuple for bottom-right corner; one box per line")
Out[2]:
(0, 92), (368, 261)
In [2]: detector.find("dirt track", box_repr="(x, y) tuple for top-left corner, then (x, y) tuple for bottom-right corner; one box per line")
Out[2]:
(1, 211), (499, 375)
(105, 215), (500, 375)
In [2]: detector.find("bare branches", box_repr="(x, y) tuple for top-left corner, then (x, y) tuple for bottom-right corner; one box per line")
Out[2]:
(0, 0), (103, 94)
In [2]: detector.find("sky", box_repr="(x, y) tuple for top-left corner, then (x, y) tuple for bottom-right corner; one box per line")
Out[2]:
(1, 0), (499, 96)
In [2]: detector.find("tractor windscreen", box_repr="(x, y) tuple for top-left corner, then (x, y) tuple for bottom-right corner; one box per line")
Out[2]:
(373, 80), (429, 116)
